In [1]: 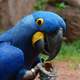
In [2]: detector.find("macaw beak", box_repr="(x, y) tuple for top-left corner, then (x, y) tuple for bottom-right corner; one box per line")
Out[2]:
(32, 28), (63, 61)
(46, 28), (63, 61)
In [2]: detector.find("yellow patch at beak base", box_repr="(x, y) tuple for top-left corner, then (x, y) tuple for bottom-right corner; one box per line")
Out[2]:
(32, 32), (44, 45)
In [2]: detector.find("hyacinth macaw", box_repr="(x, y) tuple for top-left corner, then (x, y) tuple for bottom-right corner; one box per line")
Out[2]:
(0, 11), (66, 80)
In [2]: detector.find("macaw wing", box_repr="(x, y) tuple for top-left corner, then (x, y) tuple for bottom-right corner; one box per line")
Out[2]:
(0, 42), (24, 80)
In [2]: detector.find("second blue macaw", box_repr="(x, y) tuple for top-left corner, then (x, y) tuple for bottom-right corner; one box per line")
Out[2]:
(0, 11), (66, 80)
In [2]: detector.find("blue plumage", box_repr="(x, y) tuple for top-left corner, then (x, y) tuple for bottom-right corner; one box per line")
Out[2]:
(0, 11), (66, 80)
(0, 42), (24, 80)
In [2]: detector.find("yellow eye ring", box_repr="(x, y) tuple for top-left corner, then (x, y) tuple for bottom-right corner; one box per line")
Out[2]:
(36, 18), (44, 26)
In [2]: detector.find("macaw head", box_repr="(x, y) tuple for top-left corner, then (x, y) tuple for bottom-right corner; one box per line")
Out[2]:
(31, 11), (66, 60)
(32, 11), (66, 33)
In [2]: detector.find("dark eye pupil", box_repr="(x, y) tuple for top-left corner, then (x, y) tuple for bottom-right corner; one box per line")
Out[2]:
(38, 20), (41, 25)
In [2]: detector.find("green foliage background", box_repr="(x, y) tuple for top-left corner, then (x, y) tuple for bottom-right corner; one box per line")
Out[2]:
(34, 0), (47, 10)
(55, 40), (80, 62)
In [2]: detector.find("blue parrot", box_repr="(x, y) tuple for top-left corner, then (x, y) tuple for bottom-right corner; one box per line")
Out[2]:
(0, 11), (66, 80)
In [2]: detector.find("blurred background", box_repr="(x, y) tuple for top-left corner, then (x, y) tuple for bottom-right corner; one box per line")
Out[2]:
(0, 0), (80, 79)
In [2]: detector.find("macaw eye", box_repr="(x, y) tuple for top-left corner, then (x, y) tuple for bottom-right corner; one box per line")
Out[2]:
(36, 18), (44, 26)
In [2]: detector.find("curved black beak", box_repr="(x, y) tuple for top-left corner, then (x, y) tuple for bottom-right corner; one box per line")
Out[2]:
(32, 28), (63, 61)
(47, 28), (63, 61)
